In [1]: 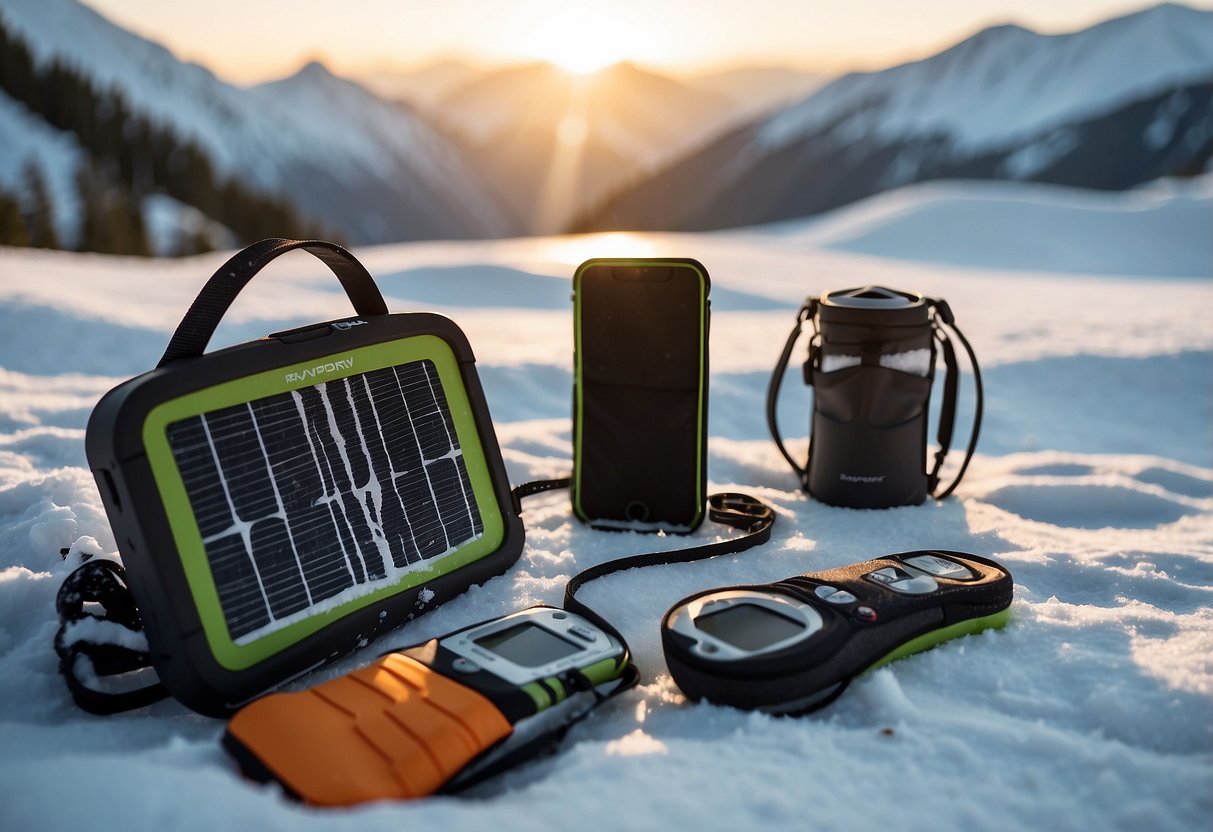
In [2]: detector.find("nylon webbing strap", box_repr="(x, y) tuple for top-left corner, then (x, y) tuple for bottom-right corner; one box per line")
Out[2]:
(158, 238), (389, 367)
(926, 299), (984, 499)
(766, 299), (816, 485)
(927, 329), (960, 493)
(510, 477), (572, 503)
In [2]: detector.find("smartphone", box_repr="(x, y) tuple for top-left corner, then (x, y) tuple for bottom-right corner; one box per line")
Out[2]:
(571, 258), (710, 532)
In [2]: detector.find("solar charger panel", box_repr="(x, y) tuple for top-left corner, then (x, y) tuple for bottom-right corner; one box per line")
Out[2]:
(85, 239), (524, 715)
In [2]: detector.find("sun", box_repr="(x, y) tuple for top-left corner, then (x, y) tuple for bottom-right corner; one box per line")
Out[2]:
(520, 7), (651, 74)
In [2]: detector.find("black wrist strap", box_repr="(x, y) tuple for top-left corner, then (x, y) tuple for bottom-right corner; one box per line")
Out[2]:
(509, 482), (776, 639)
(54, 559), (168, 715)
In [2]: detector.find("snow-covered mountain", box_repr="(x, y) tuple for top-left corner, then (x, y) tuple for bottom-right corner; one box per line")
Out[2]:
(435, 61), (737, 233)
(357, 60), (487, 109)
(0, 0), (516, 243)
(577, 3), (1213, 232)
(685, 66), (831, 124)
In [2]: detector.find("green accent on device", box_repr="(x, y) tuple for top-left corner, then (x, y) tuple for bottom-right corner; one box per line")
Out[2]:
(866, 606), (1011, 673)
(661, 550), (1014, 714)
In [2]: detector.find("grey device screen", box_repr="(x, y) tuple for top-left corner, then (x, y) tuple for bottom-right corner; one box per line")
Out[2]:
(694, 603), (807, 652)
(475, 622), (585, 667)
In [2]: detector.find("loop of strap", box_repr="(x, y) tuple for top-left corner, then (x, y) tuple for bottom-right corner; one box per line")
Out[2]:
(54, 559), (168, 715)
(560, 492), (776, 638)
(766, 297), (817, 486)
(926, 299), (984, 499)
(158, 238), (389, 367)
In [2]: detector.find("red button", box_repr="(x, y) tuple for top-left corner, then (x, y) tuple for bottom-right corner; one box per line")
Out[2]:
(856, 606), (878, 622)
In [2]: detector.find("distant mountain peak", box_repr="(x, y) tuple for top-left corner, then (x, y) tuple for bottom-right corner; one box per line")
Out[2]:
(295, 59), (334, 78)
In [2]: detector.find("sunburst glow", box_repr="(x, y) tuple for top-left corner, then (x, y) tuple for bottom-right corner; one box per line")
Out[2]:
(519, 7), (654, 74)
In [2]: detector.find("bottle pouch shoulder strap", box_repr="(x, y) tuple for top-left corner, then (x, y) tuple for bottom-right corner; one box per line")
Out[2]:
(925, 299), (984, 499)
(765, 297), (817, 487)
(158, 238), (389, 367)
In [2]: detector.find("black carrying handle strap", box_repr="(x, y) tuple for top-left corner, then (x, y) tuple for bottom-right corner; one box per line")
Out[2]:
(925, 299), (984, 499)
(766, 298), (817, 486)
(54, 559), (168, 715)
(158, 238), (389, 367)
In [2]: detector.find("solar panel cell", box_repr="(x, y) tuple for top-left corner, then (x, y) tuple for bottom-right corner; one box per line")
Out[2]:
(165, 358), (485, 644)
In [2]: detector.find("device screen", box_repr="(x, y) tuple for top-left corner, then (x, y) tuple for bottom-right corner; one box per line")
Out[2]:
(575, 261), (707, 525)
(475, 622), (584, 667)
(694, 603), (806, 652)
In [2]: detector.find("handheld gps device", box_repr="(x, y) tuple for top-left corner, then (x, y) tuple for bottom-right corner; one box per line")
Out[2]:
(223, 606), (632, 806)
(661, 550), (1012, 713)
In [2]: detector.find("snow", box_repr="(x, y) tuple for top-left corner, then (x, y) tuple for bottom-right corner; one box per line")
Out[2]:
(757, 3), (1213, 156)
(0, 175), (1210, 830)
(751, 174), (1213, 279)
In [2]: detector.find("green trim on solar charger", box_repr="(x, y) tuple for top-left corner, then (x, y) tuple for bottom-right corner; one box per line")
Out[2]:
(143, 335), (506, 672)
(572, 259), (709, 529)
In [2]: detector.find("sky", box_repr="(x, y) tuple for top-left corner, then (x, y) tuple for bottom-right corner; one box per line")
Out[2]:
(81, 0), (1211, 83)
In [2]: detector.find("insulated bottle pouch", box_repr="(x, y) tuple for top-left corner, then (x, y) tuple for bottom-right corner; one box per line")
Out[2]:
(70, 238), (524, 716)
(767, 287), (983, 508)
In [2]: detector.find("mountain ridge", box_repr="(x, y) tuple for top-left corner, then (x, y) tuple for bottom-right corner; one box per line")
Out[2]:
(575, 2), (1213, 233)
(0, 0), (517, 244)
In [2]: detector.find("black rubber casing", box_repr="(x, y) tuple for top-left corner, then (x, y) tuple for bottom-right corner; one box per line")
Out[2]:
(661, 551), (1012, 713)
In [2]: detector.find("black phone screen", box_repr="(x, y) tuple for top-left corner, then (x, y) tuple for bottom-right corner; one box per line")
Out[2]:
(573, 260), (708, 529)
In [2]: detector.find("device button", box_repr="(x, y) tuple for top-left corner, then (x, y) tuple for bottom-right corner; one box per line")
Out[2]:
(855, 606), (878, 622)
(903, 554), (974, 580)
(823, 590), (857, 604)
(552, 612), (568, 619)
(271, 325), (333, 344)
(451, 658), (480, 674)
(867, 567), (908, 586)
(568, 626), (597, 643)
(866, 567), (938, 595)
(814, 585), (839, 599)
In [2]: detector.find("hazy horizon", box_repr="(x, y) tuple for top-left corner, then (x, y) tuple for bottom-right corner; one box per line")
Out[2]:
(77, 0), (1213, 86)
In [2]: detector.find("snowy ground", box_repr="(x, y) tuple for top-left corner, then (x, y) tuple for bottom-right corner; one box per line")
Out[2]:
(0, 176), (1210, 831)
